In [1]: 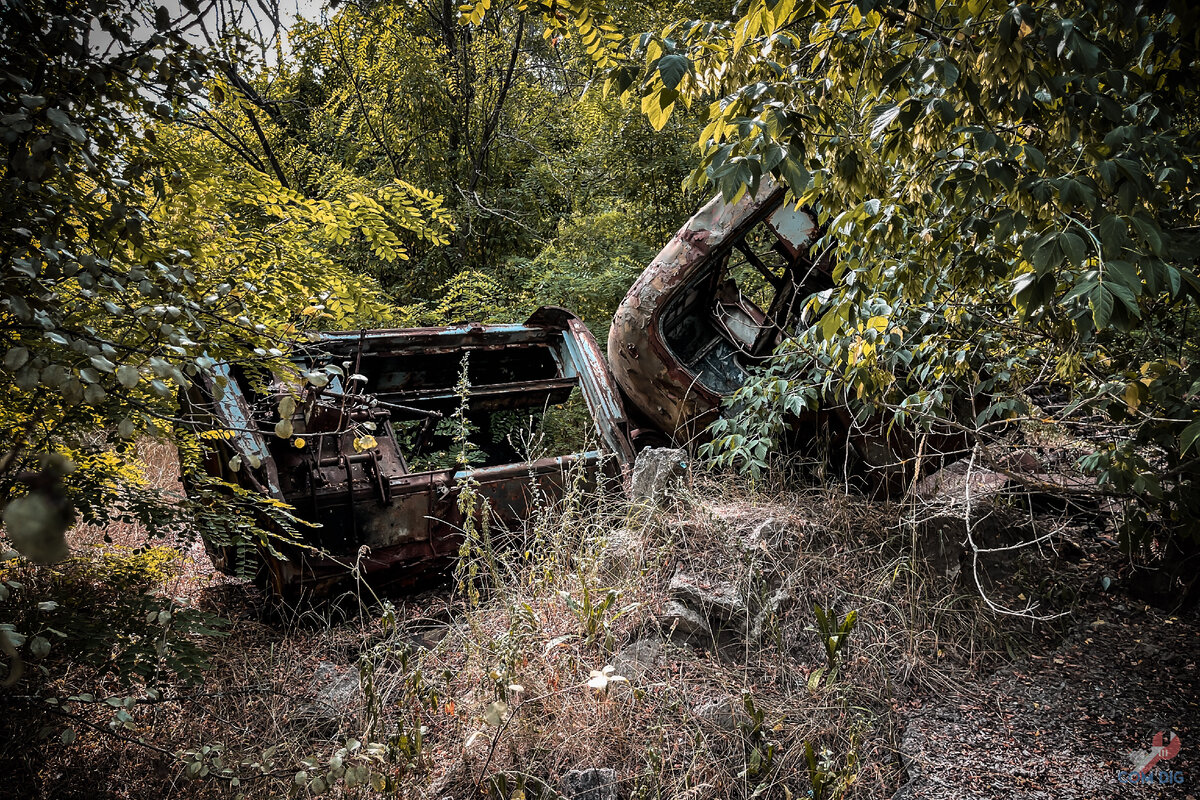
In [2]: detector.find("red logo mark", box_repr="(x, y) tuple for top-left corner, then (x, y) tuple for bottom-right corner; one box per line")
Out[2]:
(1139, 731), (1181, 775)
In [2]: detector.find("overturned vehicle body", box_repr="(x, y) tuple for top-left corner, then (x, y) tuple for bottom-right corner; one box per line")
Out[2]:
(606, 179), (910, 471)
(186, 307), (634, 592)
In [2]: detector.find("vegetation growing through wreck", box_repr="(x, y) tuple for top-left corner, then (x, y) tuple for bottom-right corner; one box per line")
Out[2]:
(621, 0), (1200, 603)
(2, 0), (1198, 797)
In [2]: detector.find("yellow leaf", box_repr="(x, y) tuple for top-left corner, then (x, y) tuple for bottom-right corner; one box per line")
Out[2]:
(641, 89), (674, 131)
(1124, 382), (1141, 412)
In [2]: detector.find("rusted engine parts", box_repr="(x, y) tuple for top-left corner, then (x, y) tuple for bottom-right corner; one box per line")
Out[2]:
(187, 307), (634, 592)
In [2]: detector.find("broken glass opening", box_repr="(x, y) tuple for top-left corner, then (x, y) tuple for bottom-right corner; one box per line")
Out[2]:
(660, 201), (821, 395)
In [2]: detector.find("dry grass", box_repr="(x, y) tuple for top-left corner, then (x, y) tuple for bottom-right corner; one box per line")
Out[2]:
(65, 438), (233, 598)
(8, 457), (1043, 800)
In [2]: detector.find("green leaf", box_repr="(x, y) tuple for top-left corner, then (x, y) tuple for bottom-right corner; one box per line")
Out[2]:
(1098, 215), (1126, 254)
(1131, 216), (1163, 256)
(1059, 231), (1086, 268)
(1106, 281), (1140, 317)
(1062, 275), (1098, 304)
(1032, 237), (1060, 274)
(657, 54), (689, 90)
(117, 365), (140, 388)
(940, 59), (959, 87)
(1104, 260), (1139, 292)
(1181, 419), (1200, 455)
(3, 346), (29, 370)
(1090, 285), (1114, 329)
(869, 103), (900, 139)
(779, 156), (811, 192)
(1023, 145), (1046, 171)
(45, 107), (85, 142)
(89, 355), (116, 373)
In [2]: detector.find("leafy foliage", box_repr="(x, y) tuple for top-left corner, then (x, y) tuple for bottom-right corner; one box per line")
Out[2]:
(620, 0), (1200, 596)
(812, 604), (859, 670)
(0, 0), (444, 729)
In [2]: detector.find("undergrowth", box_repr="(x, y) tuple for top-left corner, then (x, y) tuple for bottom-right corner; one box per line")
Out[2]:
(2, 446), (1031, 800)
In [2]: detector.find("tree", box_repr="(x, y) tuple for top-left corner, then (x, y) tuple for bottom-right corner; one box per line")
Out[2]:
(184, 0), (705, 315)
(615, 0), (1200, 601)
(0, 0), (450, 725)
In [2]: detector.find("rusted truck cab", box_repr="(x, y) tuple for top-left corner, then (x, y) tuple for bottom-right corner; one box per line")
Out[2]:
(187, 307), (634, 592)
(607, 179), (828, 446)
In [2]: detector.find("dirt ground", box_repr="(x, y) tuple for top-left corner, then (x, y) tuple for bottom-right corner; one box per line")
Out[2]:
(897, 594), (1198, 799)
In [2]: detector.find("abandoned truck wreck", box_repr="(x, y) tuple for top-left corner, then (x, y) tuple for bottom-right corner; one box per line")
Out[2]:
(185, 307), (635, 592)
(607, 178), (940, 476)
(186, 181), (917, 588)
(607, 178), (828, 447)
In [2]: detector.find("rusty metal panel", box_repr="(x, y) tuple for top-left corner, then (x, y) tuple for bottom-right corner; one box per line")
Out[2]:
(185, 307), (635, 591)
(607, 178), (812, 444)
(199, 361), (284, 499)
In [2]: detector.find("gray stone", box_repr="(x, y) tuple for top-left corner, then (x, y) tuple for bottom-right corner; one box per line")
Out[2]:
(660, 600), (711, 641)
(693, 697), (747, 732)
(748, 580), (795, 642)
(560, 767), (617, 800)
(668, 571), (746, 626)
(630, 447), (689, 509)
(597, 527), (640, 576)
(300, 661), (360, 730)
(612, 637), (665, 678)
(738, 515), (783, 551)
(913, 459), (1011, 505)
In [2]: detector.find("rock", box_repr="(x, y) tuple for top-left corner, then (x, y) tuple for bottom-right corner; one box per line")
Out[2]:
(910, 461), (1028, 582)
(560, 767), (617, 800)
(914, 459), (1011, 505)
(299, 661), (360, 731)
(693, 697), (747, 732)
(630, 447), (689, 509)
(612, 637), (665, 678)
(660, 600), (711, 641)
(738, 515), (786, 552)
(597, 527), (640, 576)
(1000, 449), (1042, 473)
(748, 580), (795, 642)
(668, 571), (746, 627)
